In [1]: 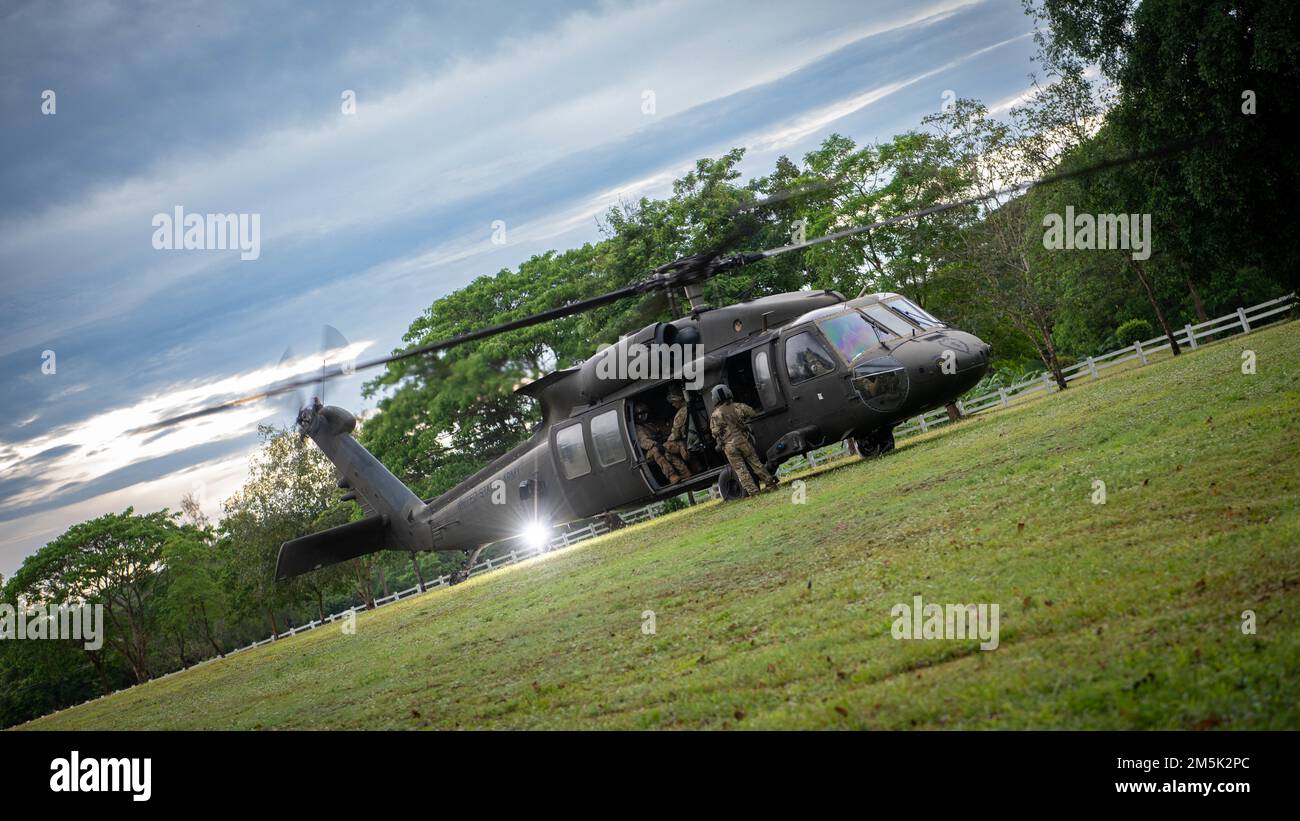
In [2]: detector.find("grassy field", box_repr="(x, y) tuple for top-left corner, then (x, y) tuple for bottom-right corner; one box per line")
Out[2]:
(24, 321), (1300, 730)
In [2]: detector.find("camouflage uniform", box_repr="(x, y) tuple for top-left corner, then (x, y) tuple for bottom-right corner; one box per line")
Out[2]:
(709, 399), (776, 496)
(637, 418), (689, 484)
(664, 395), (693, 476)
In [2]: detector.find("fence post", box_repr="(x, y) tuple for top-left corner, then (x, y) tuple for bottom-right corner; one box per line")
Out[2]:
(1184, 323), (1197, 350)
(1041, 372), (1053, 393)
(1134, 339), (1147, 365)
(1086, 356), (1098, 379)
(918, 415), (928, 433)
(1237, 307), (1252, 334)
(998, 387), (1009, 407)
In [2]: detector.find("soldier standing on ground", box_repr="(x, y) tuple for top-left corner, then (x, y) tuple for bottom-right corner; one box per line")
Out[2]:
(708, 384), (777, 496)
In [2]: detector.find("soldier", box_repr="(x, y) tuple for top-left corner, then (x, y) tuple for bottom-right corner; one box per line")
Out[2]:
(635, 403), (689, 484)
(708, 384), (777, 496)
(664, 390), (693, 479)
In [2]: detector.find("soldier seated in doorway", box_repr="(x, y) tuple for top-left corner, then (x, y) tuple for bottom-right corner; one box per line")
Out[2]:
(635, 402), (689, 484)
(663, 389), (694, 481)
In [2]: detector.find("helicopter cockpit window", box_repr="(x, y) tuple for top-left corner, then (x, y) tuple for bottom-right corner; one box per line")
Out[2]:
(861, 304), (913, 338)
(817, 312), (884, 364)
(884, 297), (943, 329)
(590, 410), (625, 468)
(555, 423), (591, 479)
(784, 331), (836, 383)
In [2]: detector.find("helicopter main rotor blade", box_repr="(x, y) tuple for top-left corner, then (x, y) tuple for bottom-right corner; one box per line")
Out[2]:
(129, 285), (642, 434)
(131, 139), (1195, 436)
(751, 139), (1199, 264)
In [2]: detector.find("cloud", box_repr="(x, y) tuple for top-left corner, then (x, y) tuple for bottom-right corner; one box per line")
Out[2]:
(0, 343), (370, 523)
(0, 0), (981, 356)
(0, 0), (1044, 576)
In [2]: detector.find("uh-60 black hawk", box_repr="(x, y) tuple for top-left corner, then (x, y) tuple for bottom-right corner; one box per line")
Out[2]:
(278, 280), (989, 582)
(143, 150), (1163, 584)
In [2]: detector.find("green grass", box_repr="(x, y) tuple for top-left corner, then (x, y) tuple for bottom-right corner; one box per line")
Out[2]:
(23, 321), (1300, 730)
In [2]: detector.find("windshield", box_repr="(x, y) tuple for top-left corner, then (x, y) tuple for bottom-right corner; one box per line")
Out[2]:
(860, 304), (913, 337)
(885, 297), (943, 329)
(818, 312), (885, 364)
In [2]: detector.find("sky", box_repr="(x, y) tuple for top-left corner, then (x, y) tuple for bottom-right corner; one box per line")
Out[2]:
(0, 0), (1044, 577)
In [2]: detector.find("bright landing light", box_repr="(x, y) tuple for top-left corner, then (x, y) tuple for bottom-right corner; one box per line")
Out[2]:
(522, 521), (552, 551)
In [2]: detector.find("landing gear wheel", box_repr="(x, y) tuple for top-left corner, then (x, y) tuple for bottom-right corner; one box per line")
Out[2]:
(716, 466), (748, 501)
(450, 545), (488, 584)
(855, 428), (895, 459)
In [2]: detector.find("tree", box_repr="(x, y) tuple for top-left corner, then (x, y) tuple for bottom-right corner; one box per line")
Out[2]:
(6, 508), (180, 684)
(1029, 0), (1300, 311)
(220, 426), (346, 636)
(927, 82), (1098, 389)
(158, 524), (230, 659)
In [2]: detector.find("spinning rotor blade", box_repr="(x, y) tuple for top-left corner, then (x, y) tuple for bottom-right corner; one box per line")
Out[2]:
(129, 286), (641, 434)
(316, 324), (351, 406)
(132, 140), (1189, 436)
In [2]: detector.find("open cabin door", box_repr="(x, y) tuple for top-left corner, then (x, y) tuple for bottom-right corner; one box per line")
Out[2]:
(716, 341), (788, 447)
(623, 383), (728, 491)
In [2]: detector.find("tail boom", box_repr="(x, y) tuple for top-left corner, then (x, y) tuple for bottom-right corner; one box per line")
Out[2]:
(275, 404), (434, 581)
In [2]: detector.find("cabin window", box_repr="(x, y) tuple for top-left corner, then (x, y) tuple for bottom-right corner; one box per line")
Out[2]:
(753, 349), (781, 409)
(590, 410), (625, 467)
(555, 423), (591, 479)
(861, 304), (912, 337)
(885, 297), (943, 329)
(784, 331), (836, 383)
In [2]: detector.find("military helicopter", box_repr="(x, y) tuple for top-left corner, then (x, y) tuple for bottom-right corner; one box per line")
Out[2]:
(273, 280), (988, 580)
(135, 144), (1174, 582)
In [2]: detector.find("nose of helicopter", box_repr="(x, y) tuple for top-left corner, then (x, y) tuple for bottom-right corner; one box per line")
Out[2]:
(946, 330), (991, 373)
(931, 330), (991, 394)
(873, 329), (990, 408)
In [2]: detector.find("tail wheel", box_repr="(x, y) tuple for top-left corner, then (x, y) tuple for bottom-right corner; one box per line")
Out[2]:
(855, 428), (895, 459)
(716, 466), (748, 501)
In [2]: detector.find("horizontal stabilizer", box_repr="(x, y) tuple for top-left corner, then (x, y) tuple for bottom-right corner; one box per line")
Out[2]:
(275, 514), (392, 581)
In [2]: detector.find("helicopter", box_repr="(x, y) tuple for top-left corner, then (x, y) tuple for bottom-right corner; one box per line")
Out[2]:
(272, 268), (989, 581)
(132, 142), (1178, 583)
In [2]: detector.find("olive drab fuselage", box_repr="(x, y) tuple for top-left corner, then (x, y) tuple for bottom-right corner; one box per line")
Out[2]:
(277, 289), (990, 579)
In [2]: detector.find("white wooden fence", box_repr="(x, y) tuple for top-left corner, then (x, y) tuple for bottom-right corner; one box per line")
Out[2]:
(202, 493), (723, 657)
(46, 293), (1295, 714)
(890, 291), (1295, 439)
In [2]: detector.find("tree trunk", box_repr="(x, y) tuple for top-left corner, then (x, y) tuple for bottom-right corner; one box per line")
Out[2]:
(410, 552), (426, 593)
(945, 402), (962, 422)
(1186, 277), (1208, 323)
(1037, 326), (1069, 390)
(379, 566), (390, 598)
(85, 650), (111, 694)
(199, 601), (224, 657)
(1132, 260), (1180, 356)
(267, 607), (280, 638)
(316, 591), (326, 623)
(353, 560), (376, 609)
(128, 656), (149, 684)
